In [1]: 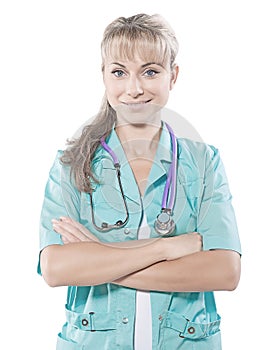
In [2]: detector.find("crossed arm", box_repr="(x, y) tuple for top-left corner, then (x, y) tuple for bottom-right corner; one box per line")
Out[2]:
(40, 217), (241, 292)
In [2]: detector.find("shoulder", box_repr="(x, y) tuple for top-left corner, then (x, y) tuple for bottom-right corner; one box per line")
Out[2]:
(49, 150), (66, 170)
(48, 149), (72, 180)
(54, 149), (64, 162)
(177, 138), (230, 187)
(177, 137), (219, 166)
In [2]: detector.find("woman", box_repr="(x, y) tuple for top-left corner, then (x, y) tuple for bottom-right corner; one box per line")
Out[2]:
(38, 13), (241, 349)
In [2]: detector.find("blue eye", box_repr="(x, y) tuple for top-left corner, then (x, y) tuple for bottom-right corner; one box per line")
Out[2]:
(145, 69), (158, 77)
(112, 70), (125, 77)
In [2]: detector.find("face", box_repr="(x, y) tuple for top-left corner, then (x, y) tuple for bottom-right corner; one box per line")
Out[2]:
(102, 55), (178, 125)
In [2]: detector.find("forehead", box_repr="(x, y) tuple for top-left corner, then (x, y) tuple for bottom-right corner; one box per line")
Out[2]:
(104, 58), (165, 70)
(102, 35), (170, 67)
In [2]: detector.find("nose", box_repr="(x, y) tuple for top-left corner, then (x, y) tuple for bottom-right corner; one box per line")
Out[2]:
(126, 75), (144, 98)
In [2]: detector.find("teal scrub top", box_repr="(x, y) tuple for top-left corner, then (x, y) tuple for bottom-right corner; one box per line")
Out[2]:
(38, 122), (241, 350)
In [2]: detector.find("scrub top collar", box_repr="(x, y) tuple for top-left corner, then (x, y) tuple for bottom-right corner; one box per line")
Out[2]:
(95, 121), (174, 201)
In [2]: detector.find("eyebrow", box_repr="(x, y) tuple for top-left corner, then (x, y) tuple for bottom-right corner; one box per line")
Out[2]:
(110, 61), (164, 68)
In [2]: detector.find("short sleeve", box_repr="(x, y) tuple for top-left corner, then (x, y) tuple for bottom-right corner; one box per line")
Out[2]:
(197, 146), (241, 254)
(37, 150), (81, 275)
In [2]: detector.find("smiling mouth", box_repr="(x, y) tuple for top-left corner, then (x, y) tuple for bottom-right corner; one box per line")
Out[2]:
(123, 99), (152, 106)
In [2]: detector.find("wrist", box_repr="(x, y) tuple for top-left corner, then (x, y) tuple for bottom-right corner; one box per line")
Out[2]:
(153, 237), (168, 261)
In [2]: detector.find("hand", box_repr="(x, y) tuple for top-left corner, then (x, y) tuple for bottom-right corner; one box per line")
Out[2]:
(52, 217), (100, 244)
(163, 232), (202, 261)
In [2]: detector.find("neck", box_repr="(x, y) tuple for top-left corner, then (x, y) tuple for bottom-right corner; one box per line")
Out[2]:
(115, 121), (162, 158)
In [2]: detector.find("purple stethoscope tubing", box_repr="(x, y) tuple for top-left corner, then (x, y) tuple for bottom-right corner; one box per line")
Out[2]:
(100, 122), (177, 212)
(161, 122), (177, 211)
(100, 137), (120, 165)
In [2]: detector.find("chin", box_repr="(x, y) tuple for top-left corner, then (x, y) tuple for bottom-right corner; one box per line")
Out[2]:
(115, 103), (163, 126)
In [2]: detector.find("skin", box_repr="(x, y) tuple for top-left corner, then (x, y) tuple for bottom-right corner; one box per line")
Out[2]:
(43, 217), (203, 288)
(103, 58), (178, 126)
(40, 54), (241, 291)
(102, 57), (179, 195)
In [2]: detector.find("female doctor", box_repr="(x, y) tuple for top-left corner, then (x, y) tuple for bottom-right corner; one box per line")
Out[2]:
(38, 13), (241, 350)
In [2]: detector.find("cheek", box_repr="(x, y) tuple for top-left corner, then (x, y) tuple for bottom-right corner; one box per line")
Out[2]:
(104, 81), (122, 103)
(154, 80), (171, 98)
(103, 73), (119, 93)
(154, 75), (171, 90)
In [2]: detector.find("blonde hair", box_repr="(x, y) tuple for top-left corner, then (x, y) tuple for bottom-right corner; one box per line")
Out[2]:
(61, 13), (179, 193)
(101, 13), (178, 69)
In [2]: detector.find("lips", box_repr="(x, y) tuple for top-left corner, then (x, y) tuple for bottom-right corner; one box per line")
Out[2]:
(122, 99), (152, 105)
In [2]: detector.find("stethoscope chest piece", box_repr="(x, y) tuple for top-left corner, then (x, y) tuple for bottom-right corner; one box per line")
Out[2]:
(154, 209), (176, 236)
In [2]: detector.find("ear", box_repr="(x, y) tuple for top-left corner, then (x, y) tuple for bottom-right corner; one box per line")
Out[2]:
(102, 64), (107, 85)
(169, 64), (179, 90)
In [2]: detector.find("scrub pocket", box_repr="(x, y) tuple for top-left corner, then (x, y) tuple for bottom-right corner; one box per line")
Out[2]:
(161, 328), (221, 350)
(160, 311), (222, 350)
(56, 333), (85, 350)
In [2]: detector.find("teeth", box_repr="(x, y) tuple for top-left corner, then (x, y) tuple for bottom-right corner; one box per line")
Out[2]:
(126, 101), (149, 106)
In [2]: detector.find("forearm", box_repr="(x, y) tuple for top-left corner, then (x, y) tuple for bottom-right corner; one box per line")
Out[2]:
(42, 217), (204, 288)
(40, 240), (165, 287)
(113, 250), (241, 292)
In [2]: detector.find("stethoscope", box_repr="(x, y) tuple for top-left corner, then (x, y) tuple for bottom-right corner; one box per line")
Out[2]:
(89, 122), (177, 236)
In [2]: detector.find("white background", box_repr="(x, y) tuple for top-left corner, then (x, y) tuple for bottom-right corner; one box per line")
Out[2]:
(0, 0), (275, 349)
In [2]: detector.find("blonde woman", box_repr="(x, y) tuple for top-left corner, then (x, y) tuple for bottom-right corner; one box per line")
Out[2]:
(38, 13), (241, 350)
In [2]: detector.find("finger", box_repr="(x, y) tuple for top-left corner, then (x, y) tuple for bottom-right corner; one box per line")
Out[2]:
(59, 217), (100, 242)
(52, 221), (82, 243)
(52, 219), (85, 241)
(190, 232), (202, 242)
(61, 236), (70, 244)
(60, 217), (93, 238)
(52, 218), (97, 242)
